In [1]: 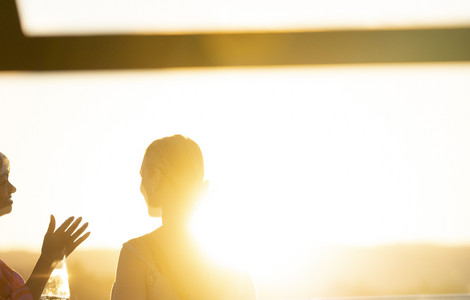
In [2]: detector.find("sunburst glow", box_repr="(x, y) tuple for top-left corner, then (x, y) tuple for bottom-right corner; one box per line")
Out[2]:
(1, 65), (470, 273)
(189, 189), (309, 275)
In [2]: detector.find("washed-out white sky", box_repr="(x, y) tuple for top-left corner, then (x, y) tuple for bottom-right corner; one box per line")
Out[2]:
(3, 0), (470, 274)
(15, 0), (470, 35)
(1, 65), (470, 269)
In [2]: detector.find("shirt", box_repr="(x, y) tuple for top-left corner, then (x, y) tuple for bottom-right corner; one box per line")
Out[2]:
(0, 260), (33, 300)
(111, 232), (258, 300)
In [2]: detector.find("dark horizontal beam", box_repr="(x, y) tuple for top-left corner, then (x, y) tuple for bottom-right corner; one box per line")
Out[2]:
(1, 0), (470, 71)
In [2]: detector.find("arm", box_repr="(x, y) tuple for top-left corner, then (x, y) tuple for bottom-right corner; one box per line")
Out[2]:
(26, 215), (90, 300)
(24, 255), (55, 300)
(111, 245), (148, 300)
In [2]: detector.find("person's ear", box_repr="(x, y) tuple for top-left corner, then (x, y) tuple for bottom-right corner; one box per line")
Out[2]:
(147, 168), (163, 218)
(150, 167), (162, 193)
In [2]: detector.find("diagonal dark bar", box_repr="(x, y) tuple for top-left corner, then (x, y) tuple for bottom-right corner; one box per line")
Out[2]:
(1, 0), (470, 71)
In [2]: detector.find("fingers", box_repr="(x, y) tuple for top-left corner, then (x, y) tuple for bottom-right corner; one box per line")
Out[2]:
(66, 231), (91, 257)
(56, 216), (75, 232)
(70, 222), (89, 241)
(56, 216), (85, 236)
(63, 217), (90, 256)
(65, 217), (83, 235)
(50, 216), (90, 240)
(75, 231), (91, 247)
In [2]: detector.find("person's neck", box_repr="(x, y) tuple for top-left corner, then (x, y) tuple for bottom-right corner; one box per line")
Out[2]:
(161, 212), (191, 234)
(160, 219), (195, 251)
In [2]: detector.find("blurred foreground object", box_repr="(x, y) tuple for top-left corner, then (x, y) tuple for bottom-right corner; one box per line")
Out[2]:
(1, 0), (470, 70)
(41, 257), (70, 300)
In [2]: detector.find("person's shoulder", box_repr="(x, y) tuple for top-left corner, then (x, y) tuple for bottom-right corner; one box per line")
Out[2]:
(122, 228), (161, 250)
(0, 259), (16, 275)
(0, 259), (11, 276)
(120, 229), (164, 264)
(119, 235), (148, 263)
(123, 235), (147, 249)
(145, 227), (164, 241)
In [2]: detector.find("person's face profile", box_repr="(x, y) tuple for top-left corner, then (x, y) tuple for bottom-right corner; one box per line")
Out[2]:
(140, 163), (165, 217)
(0, 171), (16, 216)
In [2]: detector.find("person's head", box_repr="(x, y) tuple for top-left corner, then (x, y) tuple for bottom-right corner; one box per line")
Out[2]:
(0, 153), (16, 217)
(140, 135), (206, 221)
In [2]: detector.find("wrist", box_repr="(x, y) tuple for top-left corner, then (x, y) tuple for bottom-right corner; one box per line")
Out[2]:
(38, 253), (60, 269)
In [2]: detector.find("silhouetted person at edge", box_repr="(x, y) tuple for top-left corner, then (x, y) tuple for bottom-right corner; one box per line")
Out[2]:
(111, 135), (257, 300)
(0, 152), (90, 300)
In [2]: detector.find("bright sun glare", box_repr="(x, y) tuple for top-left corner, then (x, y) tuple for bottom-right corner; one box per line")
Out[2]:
(2, 65), (470, 278)
(189, 190), (298, 274)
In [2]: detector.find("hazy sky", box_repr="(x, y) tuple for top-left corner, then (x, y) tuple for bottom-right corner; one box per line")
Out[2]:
(16, 0), (470, 35)
(3, 0), (470, 280)
(1, 65), (470, 270)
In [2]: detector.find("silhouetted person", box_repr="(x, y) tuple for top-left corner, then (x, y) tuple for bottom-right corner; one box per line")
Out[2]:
(0, 152), (90, 300)
(111, 134), (257, 300)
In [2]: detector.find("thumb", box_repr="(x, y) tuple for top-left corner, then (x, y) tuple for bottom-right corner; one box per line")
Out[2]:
(46, 214), (56, 235)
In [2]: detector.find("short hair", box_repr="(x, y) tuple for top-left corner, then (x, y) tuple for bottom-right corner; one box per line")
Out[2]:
(142, 135), (204, 187)
(0, 152), (10, 177)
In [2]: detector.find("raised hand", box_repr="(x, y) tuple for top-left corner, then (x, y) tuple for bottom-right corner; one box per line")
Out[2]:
(41, 215), (90, 263)
(26, 216), (90, 299)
